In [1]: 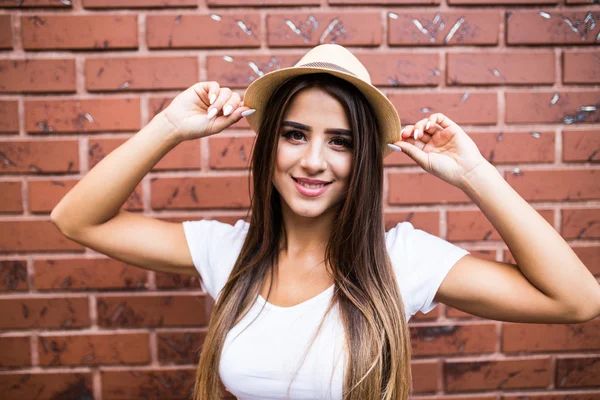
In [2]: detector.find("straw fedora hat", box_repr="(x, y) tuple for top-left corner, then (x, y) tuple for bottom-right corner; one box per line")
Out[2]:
(242, 44), (402, 157)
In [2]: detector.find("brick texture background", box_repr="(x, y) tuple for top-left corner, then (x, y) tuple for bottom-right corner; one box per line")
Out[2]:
(0, 0), (599, 399)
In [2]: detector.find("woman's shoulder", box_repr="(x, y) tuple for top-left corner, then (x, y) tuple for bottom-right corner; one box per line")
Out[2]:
(182, 218), (250, 244)
(181, 218), (250, 299)
(384, 220), (417, 250)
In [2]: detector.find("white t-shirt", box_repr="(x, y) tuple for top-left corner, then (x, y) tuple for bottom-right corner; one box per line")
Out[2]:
(182, 219), (470, 400)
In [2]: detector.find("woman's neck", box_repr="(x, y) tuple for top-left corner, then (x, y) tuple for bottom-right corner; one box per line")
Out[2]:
(279, 203), (337, 256)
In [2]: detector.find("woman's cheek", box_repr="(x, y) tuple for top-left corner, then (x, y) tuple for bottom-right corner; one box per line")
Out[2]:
(330, 153), (352, 179)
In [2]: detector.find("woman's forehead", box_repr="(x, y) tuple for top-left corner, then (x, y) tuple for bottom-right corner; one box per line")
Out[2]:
(283, 88), (350, 130)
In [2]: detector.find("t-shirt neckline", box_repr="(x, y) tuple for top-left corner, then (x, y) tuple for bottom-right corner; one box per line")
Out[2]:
(256, 283), (335, 311)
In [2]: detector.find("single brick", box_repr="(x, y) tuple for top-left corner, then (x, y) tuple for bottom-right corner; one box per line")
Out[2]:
(34, 258), (148, 290)
(450, 0), (556, 4)
(0, 181), (22, 213)
(0, 59), (76, 93)
(147, 14), (260, 49)
(0, 221), (84, 252)
(505, 169), (600, 202)
(556, 356), (600, 387)
(85, 57), (197, 91)
(0, 373), (92, 400)
(0, 0), (71, 6)
(388, 11), (500, 46)
(504, 320), (600, 353)
(0, 259), (28, 291)
(561, 208), (600, 240)
(88, 137), (201, 171)
(96, 294), (209, 327)
(332, 0), (440, 4)
(101, 367), (195, 399)
(210, 0), (318, 4)
(447, 51), (555, 85)
(25, 98), (141, 133)
(0, 296), (90, 329)
(388, 172), (471, 205)
(155, 271), (201, 289)
(411, 323), (496, 356)
(359, 52), (441, 87)
(388, 91), (498, 125)
(0, 15), (12, 49)
(0, 336), (31, 367)
(84, 0), (197, 7)
(464, 131), (555, 166)
(150, 175), (252, 210)
(267, 12), (382, 47)
(445, 357), (552, 391)
(38, 332), (150, 366)
(22, 14), (138, 50)
(505, 90), (600, 124)
(0, 100), (19, 133)
(0, 139), (78, 174)
(563, 50), (600, 84)
(562, 128), (600, 163)
(507, 11), (600, 45)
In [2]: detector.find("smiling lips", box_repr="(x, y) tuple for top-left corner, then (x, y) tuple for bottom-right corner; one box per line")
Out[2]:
(292, 176), (333, 197)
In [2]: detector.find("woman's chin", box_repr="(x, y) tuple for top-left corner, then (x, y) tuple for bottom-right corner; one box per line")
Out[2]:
(282, 199), (330, 218)
(290, 206), (325, 219)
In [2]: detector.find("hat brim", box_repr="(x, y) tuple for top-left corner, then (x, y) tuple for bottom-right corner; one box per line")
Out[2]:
(243, 66), (401, 158)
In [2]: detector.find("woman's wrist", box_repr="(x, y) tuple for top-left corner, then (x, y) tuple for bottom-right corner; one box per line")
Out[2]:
(150, 111), (184, 146)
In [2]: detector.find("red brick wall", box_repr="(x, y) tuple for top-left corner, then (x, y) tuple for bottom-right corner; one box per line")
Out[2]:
(0, 0), (599, 399)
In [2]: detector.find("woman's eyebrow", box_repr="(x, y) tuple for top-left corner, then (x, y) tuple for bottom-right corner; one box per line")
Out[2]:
(282, 120), (352, 137)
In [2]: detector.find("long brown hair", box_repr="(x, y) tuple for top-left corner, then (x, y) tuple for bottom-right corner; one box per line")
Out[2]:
(193, 73), (412, 400)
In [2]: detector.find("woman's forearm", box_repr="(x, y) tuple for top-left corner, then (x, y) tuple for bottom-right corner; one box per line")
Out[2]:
(51, 112), (181, 235)
(460, 161), (600, 319)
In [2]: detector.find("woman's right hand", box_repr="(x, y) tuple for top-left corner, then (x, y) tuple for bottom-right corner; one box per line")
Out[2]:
(160, 81), (256, 142)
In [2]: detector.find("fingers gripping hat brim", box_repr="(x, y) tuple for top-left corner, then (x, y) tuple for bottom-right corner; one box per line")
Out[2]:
(242, 45), (402, 158)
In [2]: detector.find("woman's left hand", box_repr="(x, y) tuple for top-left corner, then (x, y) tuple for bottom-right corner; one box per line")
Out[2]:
(389, 113), (490, 190)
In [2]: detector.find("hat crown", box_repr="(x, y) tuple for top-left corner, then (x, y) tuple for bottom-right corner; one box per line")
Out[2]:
(294, 44), (371, 84)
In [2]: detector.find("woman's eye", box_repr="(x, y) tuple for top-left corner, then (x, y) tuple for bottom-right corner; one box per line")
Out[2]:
(282, 130), (305, 141)
(332, 137), (353, 148)
(282, 131), (352, 148)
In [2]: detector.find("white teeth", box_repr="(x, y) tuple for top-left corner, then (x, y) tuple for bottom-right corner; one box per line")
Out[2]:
(296, 180), (328, 189)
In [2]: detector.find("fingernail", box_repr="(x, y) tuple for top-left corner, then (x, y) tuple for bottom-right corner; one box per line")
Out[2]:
(223, 105), (233, 116)
(414, 129), (419, 140)
(209, 93), (216, 105)
(241, 109), (256, 117)
(425, 121), (430, 130)
(388, 144), (402, 152)
(207, 108), (218, 119)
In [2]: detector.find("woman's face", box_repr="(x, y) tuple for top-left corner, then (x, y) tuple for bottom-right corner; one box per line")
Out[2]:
(272, 86), (353, 219)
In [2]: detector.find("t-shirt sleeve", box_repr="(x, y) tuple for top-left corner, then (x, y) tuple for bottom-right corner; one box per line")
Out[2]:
(182, 218), (249, 300)
(386, 221), (470, 317)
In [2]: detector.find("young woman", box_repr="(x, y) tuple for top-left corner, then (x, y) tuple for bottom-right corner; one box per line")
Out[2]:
(51, 44), (600, 400)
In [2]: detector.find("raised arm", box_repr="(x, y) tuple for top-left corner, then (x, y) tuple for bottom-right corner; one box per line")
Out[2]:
(50, 81), (255, 275)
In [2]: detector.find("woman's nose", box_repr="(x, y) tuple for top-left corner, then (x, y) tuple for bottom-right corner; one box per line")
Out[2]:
(300, 141), (327, 172)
